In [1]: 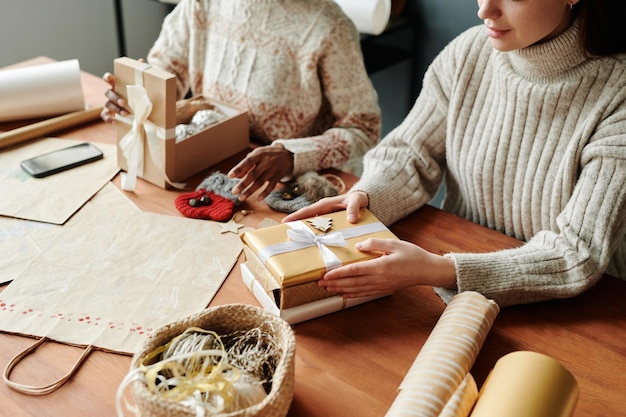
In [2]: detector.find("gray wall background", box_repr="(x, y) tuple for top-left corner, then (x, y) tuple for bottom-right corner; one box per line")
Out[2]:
(0, 0), (481, 205)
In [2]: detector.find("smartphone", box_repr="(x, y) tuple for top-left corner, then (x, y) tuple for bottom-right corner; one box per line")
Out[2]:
(20, 142), (104, 178)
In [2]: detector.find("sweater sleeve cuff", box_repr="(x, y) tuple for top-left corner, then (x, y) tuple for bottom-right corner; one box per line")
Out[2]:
(433, 287), (458, 304)
(444, 251), (528, 307)
(273, 139), (318, 175)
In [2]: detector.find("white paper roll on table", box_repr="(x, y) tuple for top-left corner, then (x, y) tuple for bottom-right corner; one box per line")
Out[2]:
(0, 59), (86, 122)
(334, 0), (392, 35)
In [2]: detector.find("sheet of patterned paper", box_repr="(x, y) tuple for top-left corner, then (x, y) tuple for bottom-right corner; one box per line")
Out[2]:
(0, 183), (243, 354)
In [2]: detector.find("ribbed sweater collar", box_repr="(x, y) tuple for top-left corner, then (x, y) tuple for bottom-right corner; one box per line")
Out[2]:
(507, 19), (587, 78)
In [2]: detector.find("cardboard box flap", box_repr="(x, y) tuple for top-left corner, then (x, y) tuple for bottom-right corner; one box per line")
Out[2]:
(114, 57), (176, 131)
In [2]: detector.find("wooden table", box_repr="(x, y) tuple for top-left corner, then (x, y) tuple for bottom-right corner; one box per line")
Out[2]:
(1, 58), (624, 417)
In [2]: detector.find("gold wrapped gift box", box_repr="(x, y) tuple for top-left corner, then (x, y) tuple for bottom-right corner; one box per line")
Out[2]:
(114, 57), (249, 189)
(241, 209), (398, 309)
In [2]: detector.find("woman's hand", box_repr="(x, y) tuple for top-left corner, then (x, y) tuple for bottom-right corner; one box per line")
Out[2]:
(284, 191), (457, 297)
(319, 238), (458, 298)
(282, 191), (369, 224)
(228, 144), (294, 201)
(100, 72), (129, 123)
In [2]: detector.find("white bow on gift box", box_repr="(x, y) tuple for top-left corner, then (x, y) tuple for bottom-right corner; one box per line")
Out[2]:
(116, 64), (183, 191)
(258, 219), (390, 273)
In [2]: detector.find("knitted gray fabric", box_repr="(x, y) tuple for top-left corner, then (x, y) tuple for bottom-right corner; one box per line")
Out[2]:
(265, 172), (340, 213)
(351, 20), (626, 307)
(196, 172), (240, 202)
(265, 193), (315, 214)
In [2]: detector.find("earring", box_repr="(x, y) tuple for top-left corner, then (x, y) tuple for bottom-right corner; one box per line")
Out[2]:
(569, 1), (573, 9)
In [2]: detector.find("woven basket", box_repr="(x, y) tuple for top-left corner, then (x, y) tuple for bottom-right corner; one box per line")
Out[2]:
(129, 303), (296, 417)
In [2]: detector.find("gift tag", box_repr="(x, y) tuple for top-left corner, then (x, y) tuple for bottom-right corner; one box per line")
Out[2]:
(307, 217), (332, 233)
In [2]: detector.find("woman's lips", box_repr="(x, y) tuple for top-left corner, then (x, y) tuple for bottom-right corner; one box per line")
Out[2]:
(486, 26), (509, 38)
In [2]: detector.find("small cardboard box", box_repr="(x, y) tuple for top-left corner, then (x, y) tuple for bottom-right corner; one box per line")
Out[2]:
(240, 208), (398, 309)
(114, 57), (249, 189)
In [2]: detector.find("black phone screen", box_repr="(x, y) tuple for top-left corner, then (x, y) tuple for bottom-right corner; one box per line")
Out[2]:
(20, 142), (104, 178)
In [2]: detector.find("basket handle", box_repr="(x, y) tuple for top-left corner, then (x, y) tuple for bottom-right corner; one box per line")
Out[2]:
(3, 336), (94, 395)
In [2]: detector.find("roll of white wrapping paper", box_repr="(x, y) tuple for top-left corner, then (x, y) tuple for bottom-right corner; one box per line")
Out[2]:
(385, 291), (500, 417)
(469, 351), (578, 417)
(0, 59), (85, 122)
(334, 0), (391, 35)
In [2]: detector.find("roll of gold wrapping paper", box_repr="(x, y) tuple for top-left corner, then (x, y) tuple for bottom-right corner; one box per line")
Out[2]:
(469, 351), (578, 417)
(385, 291), (500, 417)
(0, 106), (103, 150)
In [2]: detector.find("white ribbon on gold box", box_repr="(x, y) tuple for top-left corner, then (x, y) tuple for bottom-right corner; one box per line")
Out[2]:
(241, 208), (398, 309)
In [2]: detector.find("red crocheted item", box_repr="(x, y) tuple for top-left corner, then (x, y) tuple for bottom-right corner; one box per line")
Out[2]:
(175, 189), (234, 221)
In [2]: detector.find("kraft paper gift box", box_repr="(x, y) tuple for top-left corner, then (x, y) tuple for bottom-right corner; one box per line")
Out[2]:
(240, 209), (399, 321)
(114, 57), (249, 189)
(240, 262), (390, 325)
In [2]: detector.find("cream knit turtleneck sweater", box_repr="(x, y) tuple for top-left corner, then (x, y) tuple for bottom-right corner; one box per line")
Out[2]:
(353, 21), (626, 307)
(147, 0), (381, 175)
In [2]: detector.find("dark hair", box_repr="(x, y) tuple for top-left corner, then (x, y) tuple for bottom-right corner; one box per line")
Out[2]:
(576, 0), (626, 56)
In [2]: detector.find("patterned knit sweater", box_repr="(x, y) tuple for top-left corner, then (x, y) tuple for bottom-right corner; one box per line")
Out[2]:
(353, 20), (626, 307)
(147, 0), (381, 175)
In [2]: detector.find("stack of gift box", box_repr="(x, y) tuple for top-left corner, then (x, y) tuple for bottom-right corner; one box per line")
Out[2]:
(240, 208), (399, 324)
